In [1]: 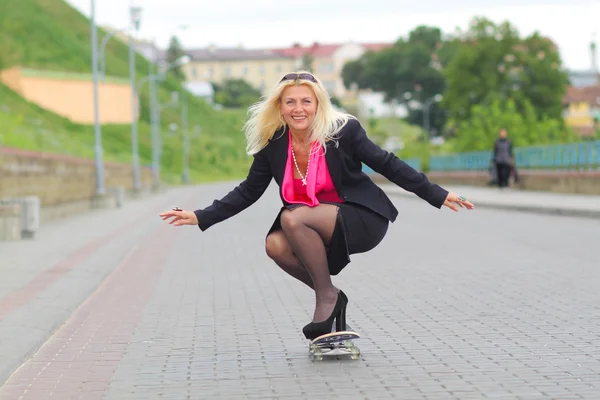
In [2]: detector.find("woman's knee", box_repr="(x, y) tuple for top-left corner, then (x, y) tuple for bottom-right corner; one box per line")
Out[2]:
(279, 209), (304, 234)
(265, 231), (291, 261)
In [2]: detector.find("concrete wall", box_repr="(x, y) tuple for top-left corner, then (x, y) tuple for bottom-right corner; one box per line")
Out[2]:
(0, 146), (153, 223)
(0, 67), (23, 94)
(0, 66), (136, 124)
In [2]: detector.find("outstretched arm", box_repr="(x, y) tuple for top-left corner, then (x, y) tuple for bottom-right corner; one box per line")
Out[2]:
(160, 150), (273, 230)
(347, 119), (473, 211)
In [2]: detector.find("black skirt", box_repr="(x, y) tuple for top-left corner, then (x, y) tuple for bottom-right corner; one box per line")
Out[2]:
(267, 201), (389, 275)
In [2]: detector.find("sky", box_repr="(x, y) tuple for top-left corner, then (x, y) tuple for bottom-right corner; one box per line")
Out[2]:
(67, 0), (600, 71)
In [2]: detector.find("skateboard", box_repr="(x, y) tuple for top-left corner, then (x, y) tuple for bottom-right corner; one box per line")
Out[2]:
(308, 328), (361, 361)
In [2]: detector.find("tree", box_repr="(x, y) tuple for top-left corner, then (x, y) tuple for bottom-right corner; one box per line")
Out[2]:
(451, 97), (576, 153)
(442, 17), (569, 126)
(341, 25), (450, 134)
(213, 79), (262, 108)
(342, 26), (446, 102)
(341, 52), (374, 89)
(166, 35), (186, 81)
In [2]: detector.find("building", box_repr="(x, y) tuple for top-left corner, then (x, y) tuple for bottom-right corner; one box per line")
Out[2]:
(563, 85), (600, 136)
(175, 41), (392, 99)
(355, 91), (408, 119)
(568, 70), (599, 88)
(179, 46), (296, 93)
(272, 41), (392, 99)
(183, 81), (214, 104)
(562, 36), (600, 136)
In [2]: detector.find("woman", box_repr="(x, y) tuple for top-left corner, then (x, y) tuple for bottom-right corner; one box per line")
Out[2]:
(160, 71), (474, 340)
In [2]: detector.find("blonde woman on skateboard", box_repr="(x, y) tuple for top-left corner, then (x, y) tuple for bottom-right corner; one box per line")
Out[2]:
(160, 71), (474, 340)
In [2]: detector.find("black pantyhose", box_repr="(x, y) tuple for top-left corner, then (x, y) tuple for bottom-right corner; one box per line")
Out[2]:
(265, 204), (339, 322)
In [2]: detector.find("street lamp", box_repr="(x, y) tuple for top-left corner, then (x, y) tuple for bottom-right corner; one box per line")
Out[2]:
(98, 27), (126, 81)
(90, 0), (104, 196)
(99, 30), (120, 81)
(94, 4), (142, 192)
(423, 94), (443, 139)
(98, 7), (141, 81)
(128, 4), (142, 191)
(137, 54), (191, 189)
(161, 87), (194, 184)
(180, 89), (190, 183)
(152, 55), (190, 186)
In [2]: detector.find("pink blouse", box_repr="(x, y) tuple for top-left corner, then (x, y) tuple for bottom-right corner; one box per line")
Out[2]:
(281, 130), (344, 206)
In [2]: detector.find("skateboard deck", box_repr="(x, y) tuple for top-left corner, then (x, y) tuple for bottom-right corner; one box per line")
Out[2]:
(308, 328), (361, 360)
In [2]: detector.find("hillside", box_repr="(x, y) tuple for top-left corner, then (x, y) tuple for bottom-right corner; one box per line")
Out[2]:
(0, 0), (252, 183)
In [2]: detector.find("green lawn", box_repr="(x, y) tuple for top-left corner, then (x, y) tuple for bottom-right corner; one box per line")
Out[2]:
(0, 0), (253, 183)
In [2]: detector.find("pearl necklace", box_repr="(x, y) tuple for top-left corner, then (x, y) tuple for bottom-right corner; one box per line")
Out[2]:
(291, 145), (309, 186)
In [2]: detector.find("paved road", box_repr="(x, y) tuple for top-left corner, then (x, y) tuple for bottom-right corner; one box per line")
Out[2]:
(0, 181), (599, 399)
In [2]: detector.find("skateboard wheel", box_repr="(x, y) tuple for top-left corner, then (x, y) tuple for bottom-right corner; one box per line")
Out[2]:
(309, 351), (323, 361)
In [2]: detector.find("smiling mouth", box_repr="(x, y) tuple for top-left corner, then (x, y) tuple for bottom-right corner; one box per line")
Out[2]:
(292, 116), (307, 120)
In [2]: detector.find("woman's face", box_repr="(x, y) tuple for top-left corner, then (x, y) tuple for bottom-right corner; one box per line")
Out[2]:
(280, 84), (317, 134)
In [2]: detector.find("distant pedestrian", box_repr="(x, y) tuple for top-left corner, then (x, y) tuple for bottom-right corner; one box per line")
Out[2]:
(488, 159), (498, 186)
(160, 71), (475, 341)
(492, 128), (514, 188)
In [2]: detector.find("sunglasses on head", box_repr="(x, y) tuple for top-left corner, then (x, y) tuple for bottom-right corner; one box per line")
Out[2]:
(279, 73), (318, 83)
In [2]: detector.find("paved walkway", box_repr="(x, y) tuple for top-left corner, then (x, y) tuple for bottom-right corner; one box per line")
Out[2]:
(379, 183), (600, 219)
(0, 182), (599, 399)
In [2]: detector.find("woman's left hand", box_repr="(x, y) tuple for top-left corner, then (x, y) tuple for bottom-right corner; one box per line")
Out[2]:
(442, 192), (475, 212)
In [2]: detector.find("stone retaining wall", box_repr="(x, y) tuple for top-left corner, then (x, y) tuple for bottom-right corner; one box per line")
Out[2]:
(0, 146), (153, 223)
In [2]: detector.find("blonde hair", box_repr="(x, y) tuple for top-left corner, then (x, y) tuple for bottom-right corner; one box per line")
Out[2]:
(243, 70), (355, 155)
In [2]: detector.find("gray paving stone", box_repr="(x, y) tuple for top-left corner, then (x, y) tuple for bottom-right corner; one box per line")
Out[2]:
(0, 187), (194, 385)
(2, 182), (600, 399)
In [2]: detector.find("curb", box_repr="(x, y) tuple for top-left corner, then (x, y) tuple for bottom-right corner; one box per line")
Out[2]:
(382, 187), (600, 220)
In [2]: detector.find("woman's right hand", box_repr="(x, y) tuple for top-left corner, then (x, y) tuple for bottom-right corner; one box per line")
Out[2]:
(159, 208), (199, 226)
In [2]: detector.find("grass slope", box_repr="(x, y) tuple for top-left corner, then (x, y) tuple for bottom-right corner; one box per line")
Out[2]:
(0, 0), (252, 183)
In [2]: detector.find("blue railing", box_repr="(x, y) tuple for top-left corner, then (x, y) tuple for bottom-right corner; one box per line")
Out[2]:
(429, 140), (600, 171)
(362, 158), (421, 175)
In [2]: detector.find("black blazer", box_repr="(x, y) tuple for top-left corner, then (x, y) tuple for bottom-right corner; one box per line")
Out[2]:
(194, 118), (448, 231)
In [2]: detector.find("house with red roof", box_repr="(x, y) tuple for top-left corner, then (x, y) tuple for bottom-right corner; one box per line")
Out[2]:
(177, 41), (392, 99)
(271, 41), (392, 98)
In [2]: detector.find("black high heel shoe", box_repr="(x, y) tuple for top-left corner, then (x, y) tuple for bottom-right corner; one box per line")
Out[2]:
(335, 290), (348, 332)
(302, 292), (348, 340)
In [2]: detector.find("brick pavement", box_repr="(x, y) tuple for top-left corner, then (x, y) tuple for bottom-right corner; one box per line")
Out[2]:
(0, 187), (195, 386)
(1, 181), (600, 399)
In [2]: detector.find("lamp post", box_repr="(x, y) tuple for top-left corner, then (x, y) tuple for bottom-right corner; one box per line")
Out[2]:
(148, 50), (160, 190)
(128, 4), (142, 191)
(181, 89), (190, 183)
(153, 25), (189, 186)
(137, 55), (190, 190)
(423, 94), (443, 139)
(98, 29), (125, 81)
(164, 89), (193, 184)
(152, 55), (191, 187)
(90, 0), (104, 196)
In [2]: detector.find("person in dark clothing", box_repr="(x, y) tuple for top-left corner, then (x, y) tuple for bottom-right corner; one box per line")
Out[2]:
(492, 128), (514, 188)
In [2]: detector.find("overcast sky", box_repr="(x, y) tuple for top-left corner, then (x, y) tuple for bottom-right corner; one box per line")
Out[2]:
(67, 0), (599, 70)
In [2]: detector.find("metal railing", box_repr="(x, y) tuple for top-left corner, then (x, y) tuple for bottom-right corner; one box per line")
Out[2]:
(429, 140), (600, 171)
(360, 141), (600, 175)
(362, 158), (421, 175)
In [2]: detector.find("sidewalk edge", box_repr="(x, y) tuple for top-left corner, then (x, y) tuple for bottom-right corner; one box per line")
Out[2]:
(383, 187), (600, 220)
